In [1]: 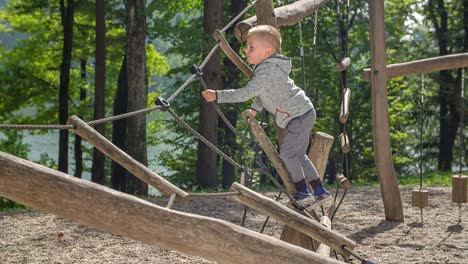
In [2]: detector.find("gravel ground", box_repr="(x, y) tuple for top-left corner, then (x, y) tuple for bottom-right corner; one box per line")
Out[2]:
(0, 186), (466, 264)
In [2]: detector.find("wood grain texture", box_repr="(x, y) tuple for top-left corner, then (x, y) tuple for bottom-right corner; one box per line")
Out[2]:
(230, 182), (355, 257)
(411, 190), (429, 209)
(452, 175), (467, 204)
(235, 0), (329, 42)
(242, 110), (295, 192)
(339, 88), (351, 124)
(67, 116), (188, 202)
(363, 53), (468, 80)
(213, 30), (253, 79)
(0, 151), (345, 264)
(308, 132), (335, 180)
(316, 216), (332, 257)
(336, 57), (351, 72)
(369, 0), (404, 221)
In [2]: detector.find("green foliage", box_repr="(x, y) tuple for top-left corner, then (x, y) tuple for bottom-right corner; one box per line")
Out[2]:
(0, 197), (26, 211)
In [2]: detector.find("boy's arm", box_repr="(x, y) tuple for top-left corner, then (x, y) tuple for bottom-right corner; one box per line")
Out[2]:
(216, 65), (269, 104)
(251, 97), (264, 112)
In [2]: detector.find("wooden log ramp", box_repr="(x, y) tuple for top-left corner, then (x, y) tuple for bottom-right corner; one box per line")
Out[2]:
(235, 0), (329, 42)
(67, 115), (189, 203)
(230, 182), (356, 258)
(0, 151), (345, 264)
(241, 110), (296, 193)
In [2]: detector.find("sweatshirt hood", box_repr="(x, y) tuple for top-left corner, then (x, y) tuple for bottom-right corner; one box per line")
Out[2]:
(263, 54), (292, 74)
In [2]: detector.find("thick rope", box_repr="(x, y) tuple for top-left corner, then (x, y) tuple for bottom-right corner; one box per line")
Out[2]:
(0, 106), (162, 130)
(166, 108), (243, 169)
(220, 0), (257, 34)
(198, 76), (251, 145)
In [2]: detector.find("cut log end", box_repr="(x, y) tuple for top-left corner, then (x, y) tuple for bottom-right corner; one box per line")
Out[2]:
(452, 175), (467, 204)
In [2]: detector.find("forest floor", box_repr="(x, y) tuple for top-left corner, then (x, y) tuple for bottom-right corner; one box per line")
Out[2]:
(0, 186), (466, 264)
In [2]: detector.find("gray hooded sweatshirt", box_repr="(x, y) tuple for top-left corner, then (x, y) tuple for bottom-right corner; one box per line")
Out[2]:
(216, 54), (313, 128)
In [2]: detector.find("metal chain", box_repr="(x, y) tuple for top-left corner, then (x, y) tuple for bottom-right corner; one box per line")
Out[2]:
(313, 10), (318, 46)
(298, 20), (306, 91)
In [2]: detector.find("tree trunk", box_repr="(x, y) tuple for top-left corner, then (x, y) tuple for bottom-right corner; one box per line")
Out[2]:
(220, 0), (247, 188)
(428, 0), (461, 171)
(74, 59), (87, 178)
(58, 0), (75, 173)
(124, 0), (148, 195)
(91, 0), (106, 184)
(111, 55), (128, 192)
(197, 0), (223, 188)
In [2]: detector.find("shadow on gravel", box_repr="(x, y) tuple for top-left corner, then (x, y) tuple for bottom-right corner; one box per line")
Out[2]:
(349, 220), (401, 243)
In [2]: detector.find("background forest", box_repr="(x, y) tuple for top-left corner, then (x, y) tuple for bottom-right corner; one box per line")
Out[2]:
(0, 0), (466, 196)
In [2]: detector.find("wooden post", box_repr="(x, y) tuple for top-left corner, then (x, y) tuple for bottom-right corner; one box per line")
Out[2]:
(230, 183), (356, 257)
(213, 30), (253, 79)
(363, 53), (468, 80)
(452, 175), (467, 203)
(316, 216), (332, 257)
(308, 132), (335, 181)
(369, 0), (404, 222)
(241, 110), (295, 192)
(67, 115), (189, 203)
(0, 151), (344, 264)
(234, 0), (330, 42)
(339, 88), (351, 124)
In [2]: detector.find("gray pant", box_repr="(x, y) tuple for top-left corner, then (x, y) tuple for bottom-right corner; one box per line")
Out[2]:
(277, 109), (320, 183)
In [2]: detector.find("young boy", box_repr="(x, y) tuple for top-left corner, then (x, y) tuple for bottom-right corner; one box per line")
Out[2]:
(201, 25), (331, 207)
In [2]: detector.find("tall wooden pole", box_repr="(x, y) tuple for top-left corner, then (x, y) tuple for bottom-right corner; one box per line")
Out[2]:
(369, 0), (404, 221)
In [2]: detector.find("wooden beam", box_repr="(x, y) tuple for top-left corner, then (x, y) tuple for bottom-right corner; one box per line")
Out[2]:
(0, 151), (345, 264)
(316, 216), (332, 257)
(230, 183), (356, 257)
(254, 0), (278, 27)
(235, 0), (329, 42)
(369, 0), (404, 221)
(363, 53), (468, 80)
(241, 110), (295, 193)
(308, 132), (335, 181)
(213, 30), (253, 79)
(67, 115), (188, 203)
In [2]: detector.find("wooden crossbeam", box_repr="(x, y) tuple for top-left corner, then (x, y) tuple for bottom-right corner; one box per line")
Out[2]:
(235, 0), (329, 42)
(213, 30), (253, 79)
(0, 151), (344, 264)
(230, 182), (356, 258)
(363, 53), (468, 80)
(67, 115), (189, 203)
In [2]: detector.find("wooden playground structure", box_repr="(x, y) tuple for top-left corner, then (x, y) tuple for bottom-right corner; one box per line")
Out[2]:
(0, 0), (467, 263)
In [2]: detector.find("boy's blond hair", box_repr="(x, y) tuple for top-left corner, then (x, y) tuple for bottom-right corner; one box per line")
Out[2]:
(247, 25), (282, 53)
